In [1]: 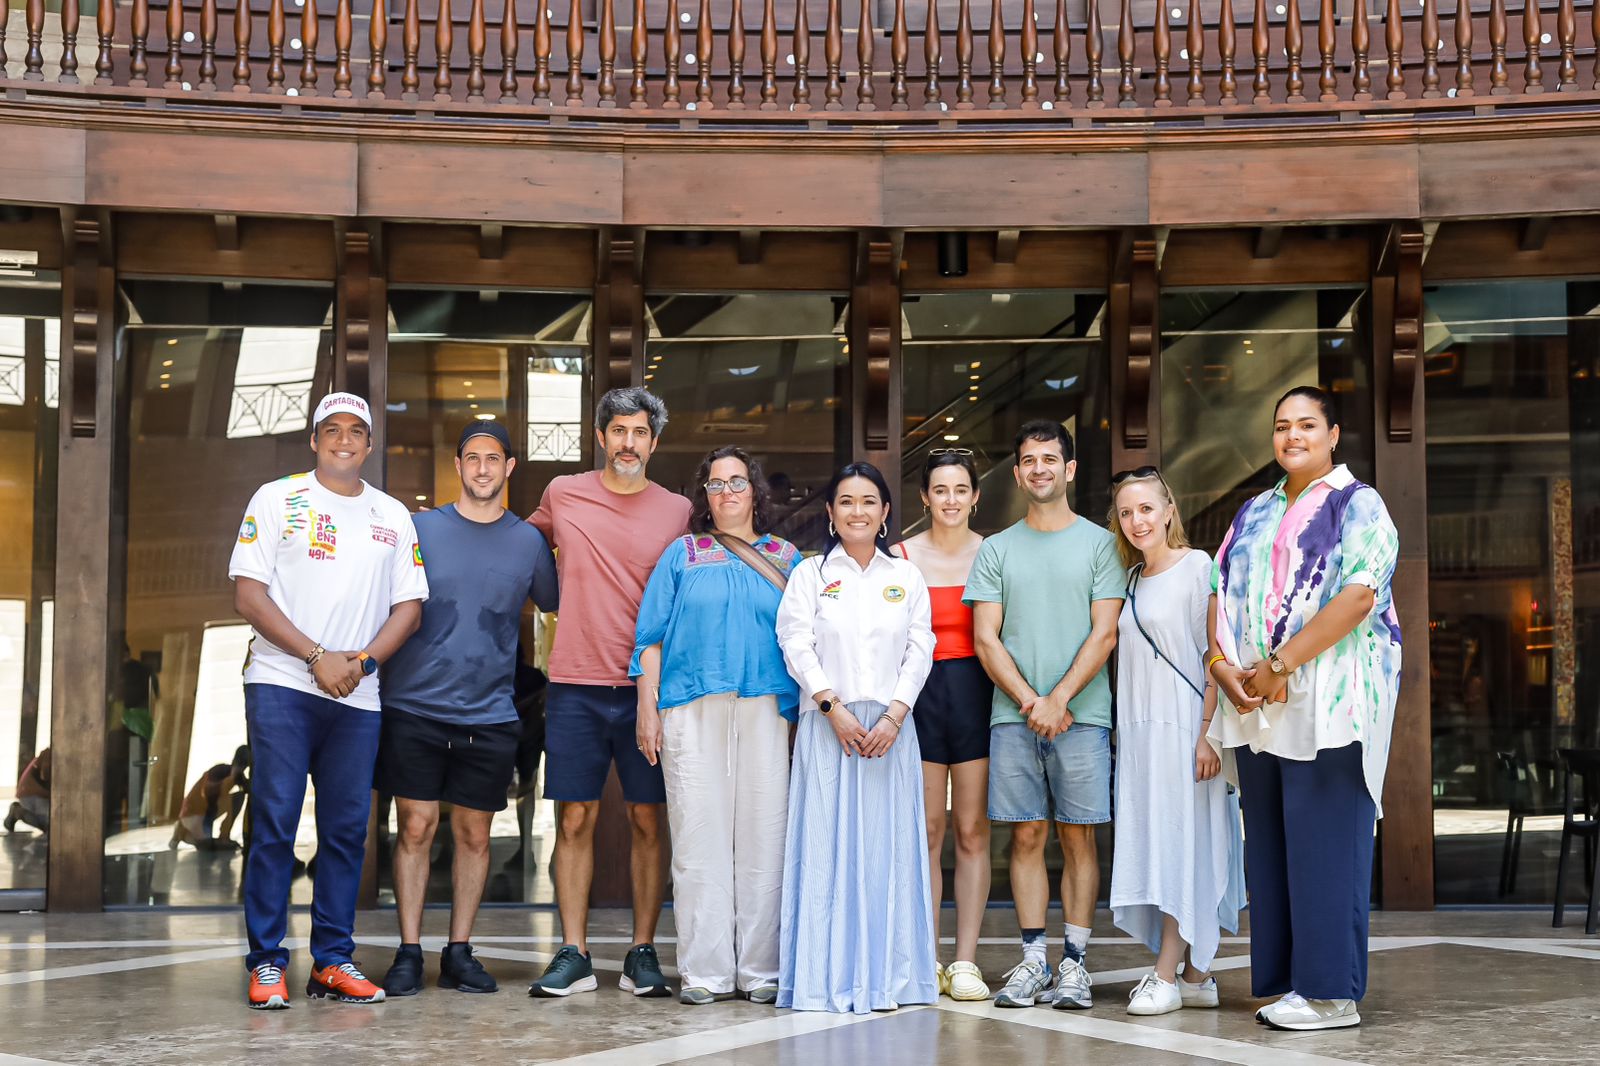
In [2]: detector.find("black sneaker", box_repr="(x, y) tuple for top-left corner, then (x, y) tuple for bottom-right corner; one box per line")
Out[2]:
(620, 943), (672, 998)
(382, 945), (424, 997)
(439, 942), (497, 994)
(528, 945), (598, 998)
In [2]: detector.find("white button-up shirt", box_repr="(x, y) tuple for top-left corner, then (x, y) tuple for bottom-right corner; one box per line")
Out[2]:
(776, 546), (935, 712)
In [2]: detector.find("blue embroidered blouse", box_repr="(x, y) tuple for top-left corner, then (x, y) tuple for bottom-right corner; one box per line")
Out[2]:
(630, 533), (802, 721)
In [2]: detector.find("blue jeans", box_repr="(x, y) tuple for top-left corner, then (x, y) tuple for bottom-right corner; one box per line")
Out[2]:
(243, 683), (381, 971)
(987, 722), (1113, 824)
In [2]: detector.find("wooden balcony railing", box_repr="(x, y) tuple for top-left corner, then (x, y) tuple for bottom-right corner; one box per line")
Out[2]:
(2, 0), (1599, 127)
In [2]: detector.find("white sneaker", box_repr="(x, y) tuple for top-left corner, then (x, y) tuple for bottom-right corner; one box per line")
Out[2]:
(945, 960), (990, 1001)
(994, 960), (1054, 1008)
(1261, 991), (1361, 1031)
(1050, 957), (1093, 1010)
(1125, 973), (1181, 1016)
(1178, 973), (1219, 1009)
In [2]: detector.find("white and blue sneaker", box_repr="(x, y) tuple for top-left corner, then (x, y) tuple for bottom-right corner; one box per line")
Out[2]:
(1050, 957), (1093, 1010)
(994, 960), (1055, 1008)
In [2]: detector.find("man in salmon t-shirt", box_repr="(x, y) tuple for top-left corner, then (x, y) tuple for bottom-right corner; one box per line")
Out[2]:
(526, 386), (692, 1000)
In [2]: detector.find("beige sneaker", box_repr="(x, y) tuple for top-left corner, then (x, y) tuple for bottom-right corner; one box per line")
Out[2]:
(945, 961), (990, 1001)
(1261, 992), (1360, 1031)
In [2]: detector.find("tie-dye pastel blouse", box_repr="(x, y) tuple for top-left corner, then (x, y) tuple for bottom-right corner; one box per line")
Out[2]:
(1206, 464), (1402, 813)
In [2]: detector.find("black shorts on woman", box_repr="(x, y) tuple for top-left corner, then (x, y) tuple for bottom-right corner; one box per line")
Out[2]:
(912, 656), (994, 765)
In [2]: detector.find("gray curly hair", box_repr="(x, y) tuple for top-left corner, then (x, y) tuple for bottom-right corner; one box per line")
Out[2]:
(595, 386), (669, 438)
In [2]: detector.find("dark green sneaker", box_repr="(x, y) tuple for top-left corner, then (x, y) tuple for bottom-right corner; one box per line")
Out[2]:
(528, 945), (597, 998)
(620, 943), (672, 998)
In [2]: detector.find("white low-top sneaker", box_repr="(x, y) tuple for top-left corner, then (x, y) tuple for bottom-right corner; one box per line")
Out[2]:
(1178, 973), (1219, 1008)
(1050, 957), (1093, 1010)
(1261, 992), (1361, 1031)
(945, 961), (990, 1001)
(1125, 973), (1182, 1016)
(994, 960), (1054, 1008)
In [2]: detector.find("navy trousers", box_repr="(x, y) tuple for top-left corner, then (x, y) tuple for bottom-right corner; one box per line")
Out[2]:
(243, 683), (381, 971)
(1235, 742), (1376, 1002)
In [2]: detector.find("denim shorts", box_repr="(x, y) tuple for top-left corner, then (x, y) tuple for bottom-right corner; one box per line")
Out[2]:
(543, 683), (667, 804)
(987, 721), (1112, 825)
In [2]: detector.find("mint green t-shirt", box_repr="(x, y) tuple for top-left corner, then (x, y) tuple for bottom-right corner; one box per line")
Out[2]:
(962, 516), (1126, 729)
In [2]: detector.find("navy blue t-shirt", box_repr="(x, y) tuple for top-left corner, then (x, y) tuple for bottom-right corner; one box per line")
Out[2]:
(381, 504), (558, 725)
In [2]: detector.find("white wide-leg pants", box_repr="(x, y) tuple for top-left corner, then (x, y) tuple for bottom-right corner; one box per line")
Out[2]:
(660, 692), (790, 995)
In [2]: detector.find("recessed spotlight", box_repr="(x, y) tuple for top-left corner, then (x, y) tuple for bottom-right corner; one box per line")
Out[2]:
(469, 403), (479, 409)
(943, 434), (960, 442)
(415, 494), (427, 501)
(969, 374), (980, 381)
(945, 416), (955, 423)
(463, 380), (473, 386)
(159, 372), (171, 380)
(969, 361), (980, 369)
(162, 359), (174, 368)
(166, 338), (178, 346)
(159, 383), (170, 390)
(476, 413), (496, 421)
(968, 384), (979, 391)
(467, 393), (476, 399)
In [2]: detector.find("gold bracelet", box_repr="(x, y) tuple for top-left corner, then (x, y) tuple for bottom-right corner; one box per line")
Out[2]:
(1206, 653), (1227, 671)
(884, 715), (902, 731)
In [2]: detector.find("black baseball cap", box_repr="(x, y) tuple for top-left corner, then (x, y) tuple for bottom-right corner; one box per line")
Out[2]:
(457, 419), (514, 459)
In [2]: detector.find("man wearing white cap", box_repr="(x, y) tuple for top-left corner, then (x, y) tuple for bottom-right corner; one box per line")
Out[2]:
(228, 391), (428, 1010)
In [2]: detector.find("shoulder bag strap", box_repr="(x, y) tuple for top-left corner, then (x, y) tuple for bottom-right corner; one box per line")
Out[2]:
(1125, 564), (1205, 701)
(714, 533), (789, 594)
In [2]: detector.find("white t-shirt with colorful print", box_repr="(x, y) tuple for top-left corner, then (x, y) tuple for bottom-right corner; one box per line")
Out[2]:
(228, 471), (429, 712)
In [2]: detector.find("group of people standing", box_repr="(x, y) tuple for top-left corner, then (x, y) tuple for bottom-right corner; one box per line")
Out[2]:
(226, 380), (1400, 1034)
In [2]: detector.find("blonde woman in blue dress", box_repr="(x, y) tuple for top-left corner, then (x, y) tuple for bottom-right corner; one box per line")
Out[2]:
(1106, 467), (1245, 1016)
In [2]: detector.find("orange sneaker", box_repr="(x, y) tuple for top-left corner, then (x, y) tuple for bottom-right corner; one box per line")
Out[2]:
(247, 962), (292, 1010)
(306, 961), (386, 1004)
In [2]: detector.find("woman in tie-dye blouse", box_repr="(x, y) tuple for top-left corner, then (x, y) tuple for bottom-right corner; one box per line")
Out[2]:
(1205, 385), (1400, 1034)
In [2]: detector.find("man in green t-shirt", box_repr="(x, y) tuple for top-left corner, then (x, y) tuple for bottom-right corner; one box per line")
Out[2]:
(964, 420), (1123, 1012)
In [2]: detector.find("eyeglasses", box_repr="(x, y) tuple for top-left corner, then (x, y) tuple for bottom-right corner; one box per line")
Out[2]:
(1111, 465), (1164, 486)
(704, 477), (752, 495)
(929, 447), (975, 457)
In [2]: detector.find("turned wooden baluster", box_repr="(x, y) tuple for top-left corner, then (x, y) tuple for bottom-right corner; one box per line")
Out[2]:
(696, 0), (714, 105)
(730, 0), (748, 108)
(1285, 0), (1303, 101)
(166, 0), (184, 87)
(23, 0), (44, 79)
(989, 0), (1007, 107)
(793, 0), (811, 108)
(891, 0), (908, 108)
(1153, 0), (1171, 105)
(1351, 0), (1370, 99)
(1117, 0), (1135, 105)
(534, 0), (551, 102)
(1250, 0), (1268, 102)
(370, 0), (388, 96)
(1385, 0), (1403, 99)
(1488, 0), (1508, 94)
(1020, 0), (1038, 104)
(1317, 0), (1336, 99)
(266, 0), (286, 91)
(1055, 0), (1072, 104)
(333, 0), (352, 96)
(631, 0), (648, 107)
(467, 0), (487, 100)
(1420, 0), (1440, 97)
(201, 0), (220, 89)
(858, 0), (876, 108)
(433, 0), (451, 100)
(503, 0), (521, 103)
(824, 0), (843, 108)
(402, 0), (421, 98)
(1522, 0), (1543, 91)
(567, 0), (585, 104)
(1086, 0), (1104, 106)
(298, 0), (318, 93)
(96, 0), (116, 82)
(923, 0), (941, 105)
(1556, 0), (1575, 88)
(598, 0), (616, 105)
(1217, 0), (1236, 103)
(762, 0), (780, 108)
(1455, 0), (1474, 95)
(61, 0), (80, 83)
(956, 0), (974, 107)
(130, 0), (150, 86)
(1187, 0), (1205, 103)
(663, 0), (681, 105)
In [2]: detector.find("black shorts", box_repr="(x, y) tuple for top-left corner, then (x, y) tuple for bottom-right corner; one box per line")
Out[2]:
(375, 710), (520, 813)
(912, 656), (994, 766)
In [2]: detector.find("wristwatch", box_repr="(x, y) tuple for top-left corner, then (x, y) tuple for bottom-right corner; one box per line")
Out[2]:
(1267, 651), (1288, 676)
(818, 698), (835, 715)
(358, 652), (380, 676)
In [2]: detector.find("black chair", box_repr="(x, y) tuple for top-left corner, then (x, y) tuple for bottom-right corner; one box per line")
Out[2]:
(1552, 748), (1600, 934)
(1497, 750), (1563, 896)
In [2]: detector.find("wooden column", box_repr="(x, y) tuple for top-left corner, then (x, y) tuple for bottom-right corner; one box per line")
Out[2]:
(1108, 229), (1161, 474)
(49, 211), (118, 913)
(848, 230), (903, 531)
(1371, 222), (1435, 910)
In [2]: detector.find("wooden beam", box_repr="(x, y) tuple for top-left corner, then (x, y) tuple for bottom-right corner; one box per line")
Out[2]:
(737, 228), (763, 265)
(849, 230), (903, 520)
(479, 222), (505, 260)
(213, 214), (240, 252)
(1519, 216), (1553, 252)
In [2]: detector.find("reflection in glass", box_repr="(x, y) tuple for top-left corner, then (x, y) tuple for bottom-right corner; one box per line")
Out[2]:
(1425, 280), (1600, 904)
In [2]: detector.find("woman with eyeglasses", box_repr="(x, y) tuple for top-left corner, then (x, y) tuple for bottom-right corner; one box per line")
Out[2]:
(1208, 386), (1400, 1032)
(890, 450), (994, 1002)
(1106, 467), (1245, 1017)
(633, 446), (801, 1006)
(775, 461), (938, 1013)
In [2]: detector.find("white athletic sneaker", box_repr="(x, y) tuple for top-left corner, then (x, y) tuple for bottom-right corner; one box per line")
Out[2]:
(1050, 957), (1093, 1010)
(1178, 973), (1219, 1009)
(1125, 973), (1182, 1016)
(994, 960), (1054, 1008)
(1260, 992), (1361, 1031)
(945, 961), (990, 1001)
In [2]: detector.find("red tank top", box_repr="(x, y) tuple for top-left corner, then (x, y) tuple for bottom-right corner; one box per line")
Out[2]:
(896, 544), (978, 661)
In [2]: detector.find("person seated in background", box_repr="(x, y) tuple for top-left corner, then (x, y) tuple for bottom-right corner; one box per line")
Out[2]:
(170, 746), (251, 851)
(4, 748), (51, 836)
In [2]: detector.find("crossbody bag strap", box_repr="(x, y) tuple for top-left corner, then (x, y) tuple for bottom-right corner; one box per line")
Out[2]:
(714, 533), (789, 594)
(1125, 564), (1205, 701)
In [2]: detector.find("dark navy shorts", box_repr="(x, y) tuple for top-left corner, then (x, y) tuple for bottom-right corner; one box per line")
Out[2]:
(375, 709), (519, 813)
(911, 656), (995, 766)
(543, 682), (667, 804)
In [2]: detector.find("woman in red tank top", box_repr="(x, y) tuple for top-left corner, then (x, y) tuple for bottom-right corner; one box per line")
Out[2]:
(892, 450), (995, 1002)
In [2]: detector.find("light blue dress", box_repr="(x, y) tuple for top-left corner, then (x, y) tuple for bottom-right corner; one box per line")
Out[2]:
(777, 700), (938, 1013)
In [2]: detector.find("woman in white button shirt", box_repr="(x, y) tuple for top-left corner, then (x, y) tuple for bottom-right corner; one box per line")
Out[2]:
(775, 462), (938, 1014)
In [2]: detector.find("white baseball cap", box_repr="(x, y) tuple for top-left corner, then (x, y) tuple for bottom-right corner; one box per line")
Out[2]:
(312, 392), (373, 429)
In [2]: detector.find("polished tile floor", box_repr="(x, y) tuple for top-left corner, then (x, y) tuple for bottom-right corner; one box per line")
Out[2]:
(1, 907), (1597, 1065)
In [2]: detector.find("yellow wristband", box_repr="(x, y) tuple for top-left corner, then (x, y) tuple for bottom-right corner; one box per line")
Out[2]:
(1207, 653), (1227, 671)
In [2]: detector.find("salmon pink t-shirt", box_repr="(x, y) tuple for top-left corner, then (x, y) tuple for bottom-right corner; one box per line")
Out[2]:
(529, 470), (693, 686)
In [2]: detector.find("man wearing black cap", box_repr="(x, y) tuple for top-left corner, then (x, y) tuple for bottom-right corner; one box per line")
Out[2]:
(376, 420), (558, 997)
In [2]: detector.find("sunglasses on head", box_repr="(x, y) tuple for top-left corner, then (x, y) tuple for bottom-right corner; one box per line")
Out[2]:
(929, 447), (975, 457)
(1111, 465), (1164, 486)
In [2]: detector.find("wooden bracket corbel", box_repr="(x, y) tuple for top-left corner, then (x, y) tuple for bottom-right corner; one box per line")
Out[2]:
(1112, 231), (1159, 450)
(479, 223), (505, 261)
(335, 223), (380, 400)
(595, 227), (646, 393)
(1377, 222), (1425, 443)
(214, 214), (240, 253)
(1519, 216), (1552, 252)
(995, 229), (1021, 265)
(1252, 225), (1284, 260)
(852, 230), (903, 457)
(62, 210), (113, 439)
(737, 229), (764, 265)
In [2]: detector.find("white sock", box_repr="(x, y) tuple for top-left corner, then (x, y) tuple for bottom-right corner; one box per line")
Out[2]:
(1063, 923), (1091, 964)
